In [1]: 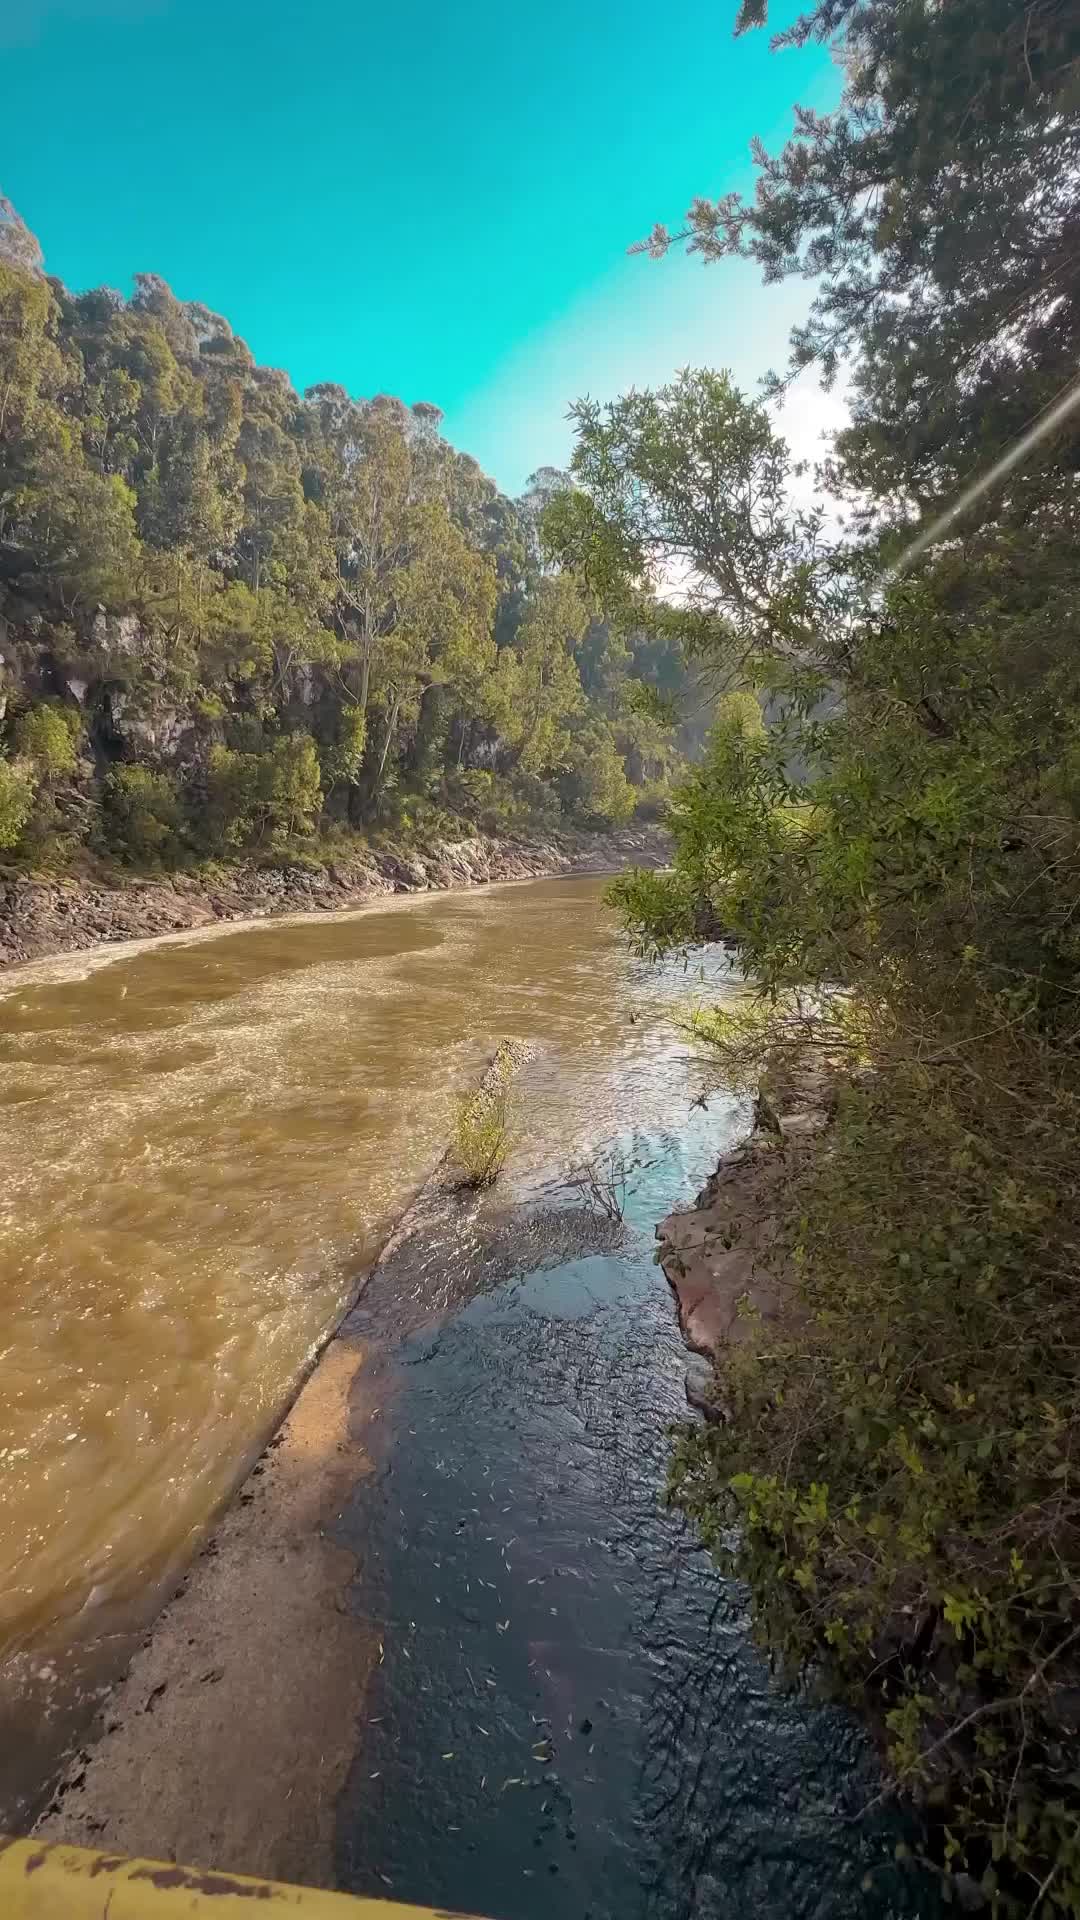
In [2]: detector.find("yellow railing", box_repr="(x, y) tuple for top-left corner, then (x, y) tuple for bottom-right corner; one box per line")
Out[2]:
(0, 1835), (487, 1919)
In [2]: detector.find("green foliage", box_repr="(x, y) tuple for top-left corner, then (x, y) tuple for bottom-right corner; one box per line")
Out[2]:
(608, 429), (1080, 1902)
(203, 744), (260, 850)
(0, 757), (36, 849)
(259, 734), (321, 844)
(638, 0), (1080, 512)
(103, 764), (183, 865)
(452, 1081), (512, 1187)
(543, 369), (830, 667)
(201, 736), (322, 850)
(0, 199), (693, 865)
(560, 724), (636, 828)
(14, 702), (80, 775)
(583, 1), (1080, 1899)
(670, 1065), (1080, 1912)
(487, 573), (589, 774)
(319, 703), (367, 791)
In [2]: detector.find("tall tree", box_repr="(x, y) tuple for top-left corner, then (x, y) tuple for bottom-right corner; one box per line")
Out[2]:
(570, 1), (1080, 1903)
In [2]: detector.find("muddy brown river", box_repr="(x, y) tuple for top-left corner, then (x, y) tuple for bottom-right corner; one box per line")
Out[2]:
(0, 876), (928, 1912)
(0, 880), (677, 1667)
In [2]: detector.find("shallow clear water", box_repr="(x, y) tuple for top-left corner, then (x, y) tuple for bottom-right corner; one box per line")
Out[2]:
(331, 1085), (924, 1918)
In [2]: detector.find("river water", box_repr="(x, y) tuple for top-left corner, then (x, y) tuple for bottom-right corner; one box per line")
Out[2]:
(0, 874), (923, 1910)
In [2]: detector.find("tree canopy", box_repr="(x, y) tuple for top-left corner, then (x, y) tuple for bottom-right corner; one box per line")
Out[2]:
(0, 204), (696, 869)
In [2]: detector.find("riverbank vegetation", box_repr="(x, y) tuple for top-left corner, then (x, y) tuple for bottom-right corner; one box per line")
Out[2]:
(452, 1082), (512, 1188)
(0, 205), (696, 879)
(547, 0), (1080, 1907)
(450, 1041), (528, 1188)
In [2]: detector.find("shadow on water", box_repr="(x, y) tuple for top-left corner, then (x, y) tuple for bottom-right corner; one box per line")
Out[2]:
(331, 1116), (930, 1920)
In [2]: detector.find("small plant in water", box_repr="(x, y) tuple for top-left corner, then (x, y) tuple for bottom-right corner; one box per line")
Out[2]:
(560, 1147), (632, 1223)
(452, 1084), (511, 1187)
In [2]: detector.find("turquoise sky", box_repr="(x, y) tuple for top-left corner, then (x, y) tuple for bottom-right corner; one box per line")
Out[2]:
(2, 0), (838, 493)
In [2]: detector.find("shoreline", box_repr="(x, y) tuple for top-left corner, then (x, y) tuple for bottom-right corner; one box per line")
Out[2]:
(29, 1048), (536, 1885)
(0, 824), (670, 973)
(656, 1056), (834, 1398)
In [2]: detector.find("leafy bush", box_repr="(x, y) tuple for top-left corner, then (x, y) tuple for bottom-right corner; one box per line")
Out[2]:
(559, 726), (636, 827)
(103, 764), (184, 865)
(632, 779), (670, 822)
(14, 703), (81, 776)
(259, 735), (322, 844)
(0, 757), (36, 850)
(200, 736), (322, 851)
(670, 1054), (1080, 1894)
(452, 1080), (512, 1187)
(318, 703), (367, 792)
(202, 744), (260, 850)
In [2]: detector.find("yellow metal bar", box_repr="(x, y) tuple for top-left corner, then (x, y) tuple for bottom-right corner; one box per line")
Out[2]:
(0, 1835), (486, 1919)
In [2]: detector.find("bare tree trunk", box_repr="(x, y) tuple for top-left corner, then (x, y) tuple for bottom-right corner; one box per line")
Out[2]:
(374, 691), (401, 795)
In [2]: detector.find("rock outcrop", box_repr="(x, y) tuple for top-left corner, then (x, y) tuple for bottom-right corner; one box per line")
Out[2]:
(656, 1052), (837, 1411)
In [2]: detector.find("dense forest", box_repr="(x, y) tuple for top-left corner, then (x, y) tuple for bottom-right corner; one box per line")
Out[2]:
(0, 201), (691, 873)
(545, 0), (1080, 1908)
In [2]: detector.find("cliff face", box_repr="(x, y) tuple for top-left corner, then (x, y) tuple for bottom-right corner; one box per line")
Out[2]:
(0, 825), (670, 969)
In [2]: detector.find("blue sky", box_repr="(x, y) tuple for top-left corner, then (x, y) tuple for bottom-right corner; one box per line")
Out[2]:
(2, 0), (840, 494)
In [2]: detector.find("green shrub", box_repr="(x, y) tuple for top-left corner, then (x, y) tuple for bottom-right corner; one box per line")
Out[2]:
(203, 743), (259, 850)
(452, 1082), (512, 1187)
(632, 779), (670, 822)
(14, 702), (81, 776)
(560, 729), (636, 827)
(318, 703), (367, 791)
(0, 757), (37, 850)
(103, 764), (184, 864)
(259, 734), (322, 844)
(669, 1057), (1080, 1910)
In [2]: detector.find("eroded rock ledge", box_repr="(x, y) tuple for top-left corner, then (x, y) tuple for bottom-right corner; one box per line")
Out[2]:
(656, 1054), (837, 1412)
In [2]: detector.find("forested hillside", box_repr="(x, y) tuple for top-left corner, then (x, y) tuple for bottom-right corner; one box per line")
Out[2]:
(0, 199), (688, 873)
(547, 0), (1080, 1907)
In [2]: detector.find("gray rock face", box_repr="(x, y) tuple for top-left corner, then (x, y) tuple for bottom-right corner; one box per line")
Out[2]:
(684, 1353), (722, 1421)
(90, 610), (145, 657)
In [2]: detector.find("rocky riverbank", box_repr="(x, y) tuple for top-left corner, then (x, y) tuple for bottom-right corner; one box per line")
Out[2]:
(0, 824), (669, 970)
(656, 1054), (836, 1413)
